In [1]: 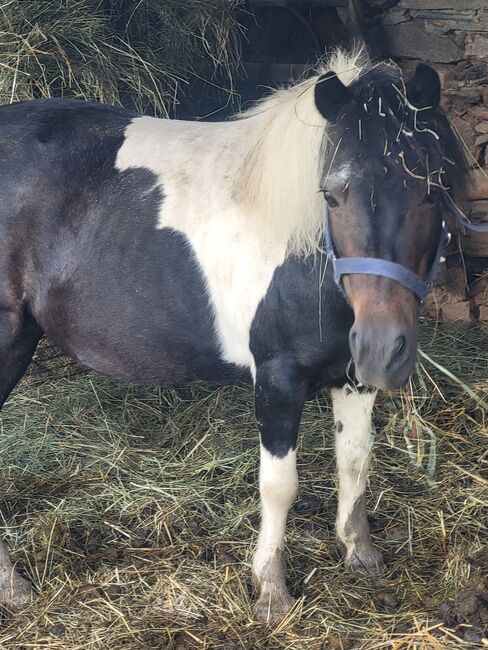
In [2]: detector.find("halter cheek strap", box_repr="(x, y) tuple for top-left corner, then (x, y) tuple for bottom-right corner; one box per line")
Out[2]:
(323, 210), (451, 303)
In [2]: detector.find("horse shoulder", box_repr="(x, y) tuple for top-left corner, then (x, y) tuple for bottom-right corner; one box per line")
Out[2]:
(116, 115), (288, 373)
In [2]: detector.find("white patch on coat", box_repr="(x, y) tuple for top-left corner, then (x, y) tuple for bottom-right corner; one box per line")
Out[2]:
(115, 50), (365, 370)
(331, 386), (377, 550)
(253, 445), (298, 584)
(116, 118), (286, 370)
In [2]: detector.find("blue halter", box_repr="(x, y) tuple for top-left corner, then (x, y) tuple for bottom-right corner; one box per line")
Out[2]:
(324, 194), (488, 303)
(323, 210), (451, 304)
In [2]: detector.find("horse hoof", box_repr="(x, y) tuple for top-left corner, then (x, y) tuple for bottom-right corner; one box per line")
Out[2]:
(345, 546), (385, 576)
(253, 590), (296, 624)
(0, 572), (33, 607)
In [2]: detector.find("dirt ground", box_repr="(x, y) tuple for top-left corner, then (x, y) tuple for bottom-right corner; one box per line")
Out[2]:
(0, 319), (486, 649)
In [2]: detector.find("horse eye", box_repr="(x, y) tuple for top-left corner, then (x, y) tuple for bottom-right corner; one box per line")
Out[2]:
(323, 191), (339, 208)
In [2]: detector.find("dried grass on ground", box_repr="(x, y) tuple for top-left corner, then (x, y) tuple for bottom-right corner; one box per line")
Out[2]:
(0, 319), (485, 649)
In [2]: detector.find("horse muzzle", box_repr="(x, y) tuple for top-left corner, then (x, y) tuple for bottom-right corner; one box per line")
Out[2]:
(349, 319), (417, 390)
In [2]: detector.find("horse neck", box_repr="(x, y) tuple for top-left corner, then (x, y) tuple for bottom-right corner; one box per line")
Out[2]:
(230, 87), (327, 258)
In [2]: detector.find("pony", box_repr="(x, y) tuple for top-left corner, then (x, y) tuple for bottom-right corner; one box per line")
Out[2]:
(0, 50), (468, 622)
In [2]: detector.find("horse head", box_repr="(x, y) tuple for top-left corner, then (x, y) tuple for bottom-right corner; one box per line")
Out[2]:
(315, 62), (468, 390)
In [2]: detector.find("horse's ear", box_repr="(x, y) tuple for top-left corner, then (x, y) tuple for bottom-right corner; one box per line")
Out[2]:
(314, 71), (352, 121)
(406, 63), (441, 110)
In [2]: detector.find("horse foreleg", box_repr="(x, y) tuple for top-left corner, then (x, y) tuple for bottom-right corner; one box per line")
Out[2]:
(252, 359), (306, 623)
(331, 386), (384, 574)
(0, 309), (42, 605)
(252, 446), (297, 623)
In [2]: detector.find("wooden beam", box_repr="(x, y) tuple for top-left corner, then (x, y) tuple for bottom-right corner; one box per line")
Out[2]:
(336, 0), (376, 59)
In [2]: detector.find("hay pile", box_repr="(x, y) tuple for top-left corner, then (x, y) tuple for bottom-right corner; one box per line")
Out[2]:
(0, 0), (243, 115)
(0, 319), (485, 649)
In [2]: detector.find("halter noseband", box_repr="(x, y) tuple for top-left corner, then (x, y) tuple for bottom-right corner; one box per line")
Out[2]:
(323, 210), (451, 304)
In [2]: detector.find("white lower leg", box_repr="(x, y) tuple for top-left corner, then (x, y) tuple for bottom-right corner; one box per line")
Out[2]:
(252, 445), (297, 621)
(331, 386), (383, 572)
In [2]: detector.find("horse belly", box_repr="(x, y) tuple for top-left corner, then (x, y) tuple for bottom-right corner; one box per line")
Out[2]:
(32, 228), (247, 385)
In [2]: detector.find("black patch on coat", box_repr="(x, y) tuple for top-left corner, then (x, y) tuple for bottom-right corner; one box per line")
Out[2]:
(0, 98), (245, 383)
(250, 256), (353, 390)
(250, 256), (354, 456)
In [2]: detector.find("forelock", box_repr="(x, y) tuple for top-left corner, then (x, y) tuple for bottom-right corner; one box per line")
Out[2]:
(328, 63), (469, 198)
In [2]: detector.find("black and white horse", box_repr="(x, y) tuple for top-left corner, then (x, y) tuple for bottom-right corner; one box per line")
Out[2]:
(0, 51), (468, 621)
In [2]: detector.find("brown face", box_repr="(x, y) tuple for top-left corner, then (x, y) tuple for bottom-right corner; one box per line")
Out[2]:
(314, 63), (461, 391)
(324, 166), (443, 389)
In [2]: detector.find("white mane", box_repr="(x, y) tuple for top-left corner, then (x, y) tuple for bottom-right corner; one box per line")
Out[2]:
(234, 49), (365, 257)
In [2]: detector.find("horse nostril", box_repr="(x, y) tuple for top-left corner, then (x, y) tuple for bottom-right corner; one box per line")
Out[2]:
(394, 335), (406, 358)
(349, 328), (364, 359)
(350, 330), (357, 351)
(349, 327), (369, 366)
(388, 334), (408, 370)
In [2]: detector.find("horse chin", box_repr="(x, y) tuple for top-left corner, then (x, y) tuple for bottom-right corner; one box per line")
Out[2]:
(355, 364), (414, 392)
(349, 316), (418, 392)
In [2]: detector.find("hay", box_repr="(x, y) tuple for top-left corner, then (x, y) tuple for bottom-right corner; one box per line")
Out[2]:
(0, 319), (485, 648)
(0, 0), (243, 115)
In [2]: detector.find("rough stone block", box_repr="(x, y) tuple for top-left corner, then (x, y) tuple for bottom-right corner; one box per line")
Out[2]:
(441, 301), (473, 325)
(468, 169), (488, 200)
(465, 33), (488, 59)
(460, 200), (488, 257)
(451, 60), (488, 82)
(479, 304), (488, 321)
(444, 86), (482, 104)
(451, 115), (476, 151)
(370, 21), (463, 62)
(470, 105), (488, 124)
(411, 10), (483, 33)
(475, 133), (488, 146)
(415, 8), (488, 31)
(475, 122), (488, 134)
(471, 277), (488, 306)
